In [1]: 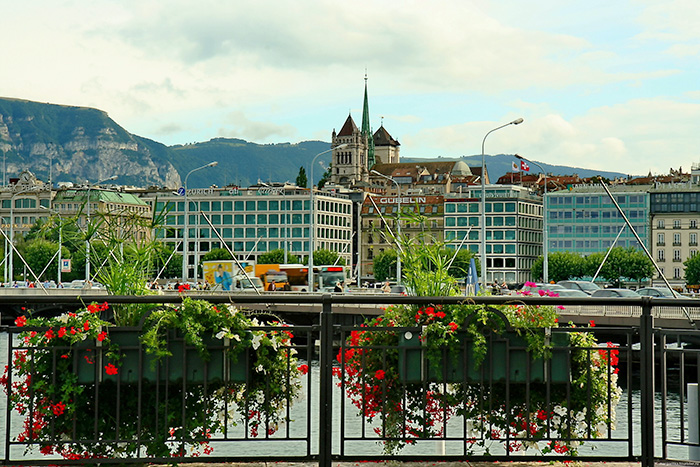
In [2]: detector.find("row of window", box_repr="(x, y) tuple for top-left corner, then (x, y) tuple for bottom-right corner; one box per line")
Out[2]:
(550, 239), (642, 250)
(445, 202), (518, 214)
(0, 199), (50, 209)
(657, 249), (697, 261)
(161, 226), (351, 241)
(656, 219), (698, 228)
(549, 210), (647, 220)
(156, 198), (351, 215)
(548, 195), (647, 205)
(657, 233), (699, 245)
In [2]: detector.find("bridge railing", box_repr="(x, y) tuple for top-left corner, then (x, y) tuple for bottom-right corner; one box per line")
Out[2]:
(1, 293), (700, 467)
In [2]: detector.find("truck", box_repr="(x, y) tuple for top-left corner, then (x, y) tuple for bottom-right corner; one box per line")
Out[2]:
(254, 264), (291, 291)
(202, 260), (255, 291)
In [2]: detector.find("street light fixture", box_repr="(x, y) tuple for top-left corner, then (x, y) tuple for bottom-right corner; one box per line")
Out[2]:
(480, 118), (523, 290)
(308, 144), (347, 291)
(516, 154), (548, 283)
(40, 205), (63, 285)
(181, 161), (218, 282)
(371, 170), (402, 284)
(85, 175), (118, 282)
(7, 187), (34, 283)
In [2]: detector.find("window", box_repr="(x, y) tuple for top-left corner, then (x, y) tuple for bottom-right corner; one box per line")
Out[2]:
(658, 249), (665, 261)
(674, 233), (681, 245)
(674, 268), (682, 279)
(692, 233), (698, 245)
(692, 219), (698, 229)
(658, 219), (665, 228)
(674, 219), (681, 228)
(674, 249), (681, 261)
(657, 233), (665, 245)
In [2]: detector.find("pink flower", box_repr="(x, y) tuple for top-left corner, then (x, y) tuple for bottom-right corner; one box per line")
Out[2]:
(524, 281), (537, 288)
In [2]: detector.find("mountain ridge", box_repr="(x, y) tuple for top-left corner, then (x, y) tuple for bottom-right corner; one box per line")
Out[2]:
(0, 97), (633, 188)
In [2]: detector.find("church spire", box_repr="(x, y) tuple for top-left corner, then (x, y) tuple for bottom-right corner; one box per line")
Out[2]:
(361, 72), (375, 168)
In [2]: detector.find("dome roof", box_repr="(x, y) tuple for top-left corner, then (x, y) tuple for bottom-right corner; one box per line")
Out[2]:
(452, 160), (472, 176)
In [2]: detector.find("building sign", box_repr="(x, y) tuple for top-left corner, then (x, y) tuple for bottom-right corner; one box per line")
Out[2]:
(187, 188), (216, 196)
(371, 195), (443, 205)
(60, 259), (71, 273)
(257, 187), (285, 196)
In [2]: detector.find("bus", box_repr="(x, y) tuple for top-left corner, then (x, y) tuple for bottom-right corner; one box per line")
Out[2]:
(315, 265), (349, 292)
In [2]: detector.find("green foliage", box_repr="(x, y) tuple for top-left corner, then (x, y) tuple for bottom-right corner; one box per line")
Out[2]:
(295, 166), (307, 188)
(372, 250), (397, 282)
(200, 247), (233, 263)
(317, 163), (332, 189)
(587, 246), (654, 286)
(684, 253), (700, 285)
(21, 238), (69, 282)
(531, 251), (587, 282)
(313, 248), (345, 266)
(258, 248), (300, 264)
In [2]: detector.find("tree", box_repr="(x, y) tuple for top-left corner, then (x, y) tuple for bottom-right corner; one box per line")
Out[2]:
(587, 246), (653, 287)
(296, 167), (307, 188)
(531, 251), (587, 282)
(685, 254), (700, 286)
(200, 248), (233, 263)
(373, 250), (398, 282)
(21, 239), (69, 282)
(151, 244), (182, 279)
(313, 248), (345, 266)
(258, 248), (300, 264)
(446, 248), (478, 279)
(318, 164), (332, 189)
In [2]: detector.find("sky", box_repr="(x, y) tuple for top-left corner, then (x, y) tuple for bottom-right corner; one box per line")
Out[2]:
(3, 0), (700, 176)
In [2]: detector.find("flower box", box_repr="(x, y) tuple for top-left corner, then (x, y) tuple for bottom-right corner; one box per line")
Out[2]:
(398, 331), (569, 384)
(76, 330), (248, 385)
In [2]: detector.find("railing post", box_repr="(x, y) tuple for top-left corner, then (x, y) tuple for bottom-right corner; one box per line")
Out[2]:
(319, 294), (333, 467)
(640, 297), (655, 467)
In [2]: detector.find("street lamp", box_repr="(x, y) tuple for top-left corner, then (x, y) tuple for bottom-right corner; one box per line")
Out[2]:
(40, 206), (63, 285)
(516, 154), (548, 283)
(308, 144), (347, 291)
(371, 170), (402, 284)
(181, 161), (218, 282)
(85, 175), (117, 282)
(7, 187), (34, 283)
(480, 118), (523, 290)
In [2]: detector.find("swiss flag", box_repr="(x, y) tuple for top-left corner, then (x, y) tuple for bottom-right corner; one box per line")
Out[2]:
(520, 160), (530, 172)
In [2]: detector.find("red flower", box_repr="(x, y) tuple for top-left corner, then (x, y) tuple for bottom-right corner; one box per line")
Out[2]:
(97, 331), (108, 342)
(58, 327), (67, 338)
(15, 316), (27, 327)
(87, 303), (99, 314)
(44, 329), (55, 340)
(83, 320), (90, 331)
(70, 327), (77, 335)
(448, 322), (459, 332)
(105, 363), (119, 375)
(52, 401), (66, 416)
(375, 369), (385, 380)
(436, 311), (446, 319)
(178, 284), (191, 293)
(297, 364), (309, 375)
(589, 320), (596, 327)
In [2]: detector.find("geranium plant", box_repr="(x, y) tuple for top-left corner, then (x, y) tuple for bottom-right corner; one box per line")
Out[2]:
(2, 298), (304, 460)
(338, 214), (622, 455)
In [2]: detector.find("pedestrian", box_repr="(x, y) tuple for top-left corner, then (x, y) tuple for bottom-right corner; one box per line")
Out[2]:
(268, 280), (277, 291)
(382, 281), (391, 293)
(334, 281), (343, 293)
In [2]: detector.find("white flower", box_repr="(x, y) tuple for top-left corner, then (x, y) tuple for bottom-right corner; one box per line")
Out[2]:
(231, 333), (241, 342)
(251, 332), (263, 350)
(216, 329), (228, 340)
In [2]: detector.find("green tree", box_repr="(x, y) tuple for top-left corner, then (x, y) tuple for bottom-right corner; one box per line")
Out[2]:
(587, 246), (653, 287)
(296, 166), (308, 188)
(151, 244), (182, 279)
(531, 251), (587, 282)
(446, 248), (478, 279)
(258, 248), (300, 264)
(313, 248), (345, 266)
(373, 250), (398, 282)
(21, 239), (70, 282)
(201, 248), (233, 263)
(318, 164), (332, 189)
(684, 254), (700, 286)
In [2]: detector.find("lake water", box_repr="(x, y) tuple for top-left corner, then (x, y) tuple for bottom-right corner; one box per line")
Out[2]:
(0, 332), (691, 462)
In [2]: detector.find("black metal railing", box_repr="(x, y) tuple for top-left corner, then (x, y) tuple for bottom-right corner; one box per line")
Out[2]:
(1, 293), (700, 467)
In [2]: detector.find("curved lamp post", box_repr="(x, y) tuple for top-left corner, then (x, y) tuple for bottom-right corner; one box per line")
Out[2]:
(480, 118), (523, 290)
(308, 144), (347, 292)
(181, 161), (218, 282)
(516, 154), (548, 283)
(371, 170), (402, 284)
(85, 175), (117, 282)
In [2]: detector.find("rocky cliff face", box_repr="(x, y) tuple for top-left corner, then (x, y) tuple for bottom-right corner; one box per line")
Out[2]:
(0, 99), (181, 188)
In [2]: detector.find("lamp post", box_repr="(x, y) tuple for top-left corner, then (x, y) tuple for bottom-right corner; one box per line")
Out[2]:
(8, 187), (33, 283)
(516, 154), (548, 283)
(85, 175), (117, 282)
(181, 161), (218, 282)
(480, 118), (523, 290)
(371, 170), (402, 284)
(40, 206), (63, 285)
(308, 144), (347, 292)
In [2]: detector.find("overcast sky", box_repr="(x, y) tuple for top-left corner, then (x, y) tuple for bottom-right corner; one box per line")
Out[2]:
(3, 0), (700, 175)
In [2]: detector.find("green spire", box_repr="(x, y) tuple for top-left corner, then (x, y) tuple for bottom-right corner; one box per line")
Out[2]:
(361, 74), (375, 168)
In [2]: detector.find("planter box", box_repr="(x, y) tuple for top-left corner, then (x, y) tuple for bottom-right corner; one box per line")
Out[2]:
(398, 331), (569, 384)
(76, 330), (248, 385)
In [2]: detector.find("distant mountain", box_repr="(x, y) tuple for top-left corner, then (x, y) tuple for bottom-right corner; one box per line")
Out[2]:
(0, 97), (635, 189)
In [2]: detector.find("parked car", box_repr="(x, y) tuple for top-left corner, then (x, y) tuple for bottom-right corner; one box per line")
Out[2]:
(636, 287), (676, 298)
(557, 280), (601, 296)
(591, 288), (641, 298)
(519, 283), (567, 294)
(555, 289), (590, 298)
